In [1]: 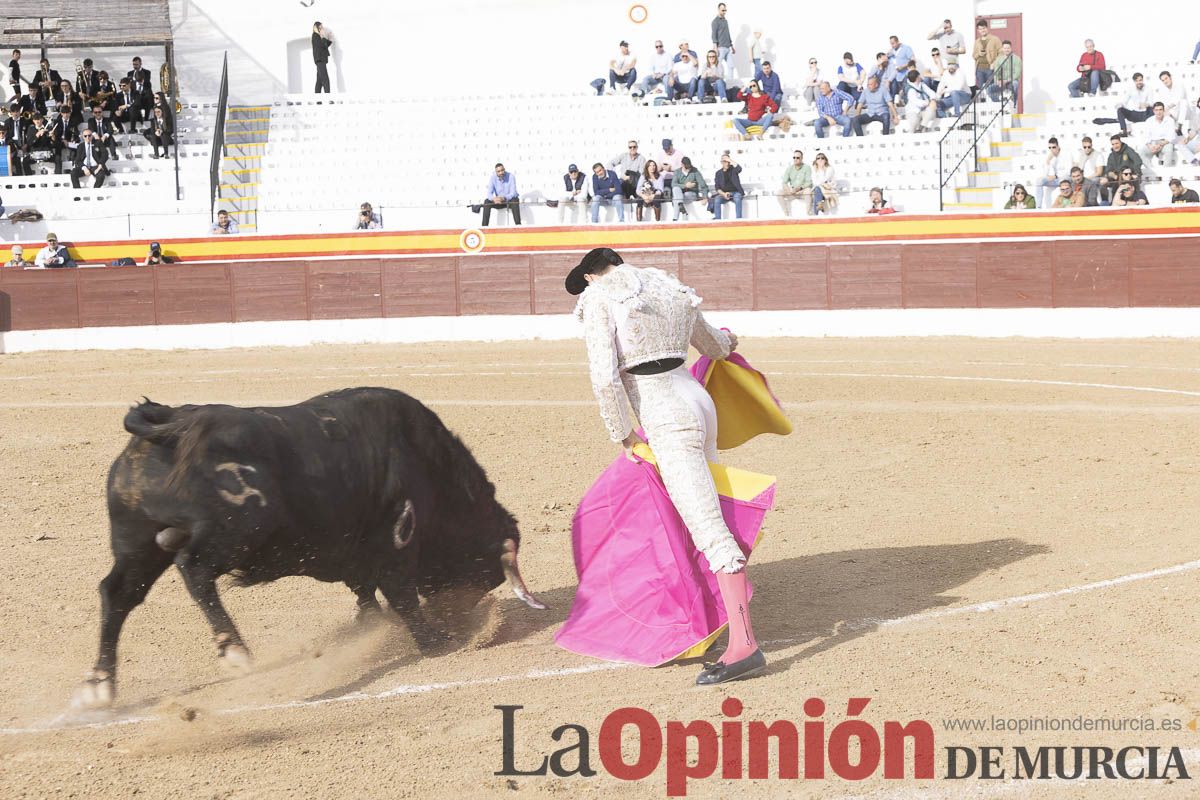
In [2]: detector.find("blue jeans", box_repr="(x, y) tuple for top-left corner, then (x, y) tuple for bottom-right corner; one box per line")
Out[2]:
(717, 46), (732, 76)
(813, 185), (826, 212)
(590, 196), (625, 222)
(753, 57), (762, 75)
(1068, 70), (1100, 97)
(1194, 40), (1200, 61)
(671, 77), (699, 100)
(988, 79), (1019, 102)
(712, 191), (743, 219)
(814, 114), (852, 138)
(938, 90), (971, 117)
(975, 67), (993, 90)
(852, 112), (892, 135)
(702, 77), (727, 100)
(640, 73), (667, 94)
(734, 112), (773, 136)
(609, 68), (637, 90)
(836, 81), (860, 103)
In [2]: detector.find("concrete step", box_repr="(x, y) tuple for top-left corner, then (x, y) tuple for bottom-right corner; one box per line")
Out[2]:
(967, 171), (1003, 188)
(944, 201), (992, 210)
(1002, 126), (1039, 143)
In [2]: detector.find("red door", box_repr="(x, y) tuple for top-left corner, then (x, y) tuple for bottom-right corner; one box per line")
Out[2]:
(982, 13), (1023, 113)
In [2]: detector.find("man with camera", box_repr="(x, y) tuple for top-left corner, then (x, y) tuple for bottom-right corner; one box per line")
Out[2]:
(608, 140), (647, 200)
(1111, 179), (1148, 207)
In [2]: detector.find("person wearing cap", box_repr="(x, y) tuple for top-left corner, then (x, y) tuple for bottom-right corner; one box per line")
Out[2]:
(609, 41), (638, 94)
(658, 138), (684, 185)
(671, 156), (708, 219)
(565, 247), (764, 686)
(5, 245), (30, 267)
(555, 163), (588, 223)
(144, 242), (176, 265)
(935, 56), (971, 118)
(34, 233), (75, 268)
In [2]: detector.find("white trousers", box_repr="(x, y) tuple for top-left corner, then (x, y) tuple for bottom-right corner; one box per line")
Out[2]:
(624, 365), (746, 573)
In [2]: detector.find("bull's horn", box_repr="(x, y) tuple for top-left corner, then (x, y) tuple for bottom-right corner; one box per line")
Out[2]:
(501, 538), (548, 610)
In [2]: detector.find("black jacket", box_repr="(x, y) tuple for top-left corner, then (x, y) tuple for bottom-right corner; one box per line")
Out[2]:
(312, 32), (332, 64)
(77, 69), (101, 98)
(87, 116), (119, 139)
(563, 172), (585, 192)
(714, 164), (745, 194)
(72, 139), (110, 170)
(1, 117), (31, 149)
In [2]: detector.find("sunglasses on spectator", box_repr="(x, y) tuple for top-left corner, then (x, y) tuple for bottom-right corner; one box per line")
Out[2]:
(809, 60), (817, 65)
(1122, 170), (1133, 175)
(1014, 190), (1026, 194)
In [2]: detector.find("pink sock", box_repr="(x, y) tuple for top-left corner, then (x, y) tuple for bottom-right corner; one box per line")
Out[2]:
(715, 569), (758, 663)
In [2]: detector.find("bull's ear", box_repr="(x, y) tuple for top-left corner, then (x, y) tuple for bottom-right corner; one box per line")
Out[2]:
(124, 400), (180, 442)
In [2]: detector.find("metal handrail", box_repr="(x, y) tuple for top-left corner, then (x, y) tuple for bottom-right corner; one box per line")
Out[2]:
(208, 52), (229, 223)
(937, 55), (1016, 210)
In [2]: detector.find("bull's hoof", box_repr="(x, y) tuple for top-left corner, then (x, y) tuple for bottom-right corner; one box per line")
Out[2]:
(355, 602), (384, 625)
(72, 672), (115, 710)
(218, 643), (253, 673)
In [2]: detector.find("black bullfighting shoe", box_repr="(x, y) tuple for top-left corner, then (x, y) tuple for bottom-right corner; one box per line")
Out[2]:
(695, 648), (766, 686)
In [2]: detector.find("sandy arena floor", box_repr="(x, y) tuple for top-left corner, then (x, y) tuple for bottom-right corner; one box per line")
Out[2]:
(0, 337), (1198, 799)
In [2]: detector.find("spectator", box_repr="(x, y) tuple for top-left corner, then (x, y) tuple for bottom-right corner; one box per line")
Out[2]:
(935, 58), (971, 118)
(811, 152), (838, 214)
(928, 19), (967, 59)
(1156, 71), (1188, 127)
(1074, 137), (1104, 179)
(711, 3), (733, 79)
(640, 40), (673, 96)
(1138, 102), (1178, 173)
(31, 58), (61, 93)
(659, 138), (684, 184)
(851, 75), (899, 136)
(609, 41), (638, 94)
(482, 162), (521, 226)
(34, 233), (74, 267)
(636, 160), (666, 221)
(17, 82), (45, 118)
(836, 53), (865, 103)
(706, 152), (741, 219)
(700, 51), (727, 102)
(870, 53), (900, 101)
(888, 35), (915, 77)
(1069, 167), (1100, 207)
(1111, 181), (1148, 207)
(312, 23), (333, 93)
(988, 41), (1021, 103)
(754, 61), (783, 106)
(672, 41), (699, 64)
(750, 30), (765, 76)
(70, 130), (109, 189)
(866, 187), (894, 214)
(778, 149), (813, 216)
(27, 115), (58, 174)
(923, 47), (945, 92)
(114, 78), (143, 131)
(814, 81), (854, 138)
(5, 245), (30, 267)
(2, 106), (31, 176)
(609, 140), (647, 198)
(901, 69), (937, 133)
(355, 209), (381, 230)
(554, 164), (587, 217)
(1068, 40), (1105, 98)
(802, 58), (822, 107)
(86, 104), (120, 160)
(143, 105), (173, 159)
(671, 156), (708, 220)
(6, 49), (19, 99)
(589, 163), (625, 223)
(96, 71), (119, 117)
(1102, 134), (1144, 203)
(972, 19), (1001, 91)
(1004, 184), (1036, 209)
(127, 57), (154, 113)
(669, 52), (700, 102)
(1051, 180), (1074, 208)
(359, 202), (383, 227)
(76, 58), (100, 103)
(733, 80), (778, 140)
(1180, 127), (1200, 166)
(1038, 137), (1073, 208)
(144, 242), (177, 265)
(211, 209), (240, 235)
(50, 104), (78, 174)
(1169, 178), (1199, 203)
(57, 79), (83, 127)
(1115, 73), (1154, 133)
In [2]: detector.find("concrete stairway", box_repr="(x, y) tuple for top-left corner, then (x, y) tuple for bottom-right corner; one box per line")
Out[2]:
(216, 105), (271, 232)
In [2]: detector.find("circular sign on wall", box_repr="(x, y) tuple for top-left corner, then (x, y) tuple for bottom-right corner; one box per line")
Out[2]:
(459, 228), (486, 254)
(628, 3), (648, 24)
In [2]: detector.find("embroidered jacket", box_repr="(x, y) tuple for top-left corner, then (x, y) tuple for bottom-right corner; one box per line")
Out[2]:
(576, 265), (732, 441)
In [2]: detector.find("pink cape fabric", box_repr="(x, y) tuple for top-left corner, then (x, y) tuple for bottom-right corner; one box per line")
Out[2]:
(554, 354), (782, 667)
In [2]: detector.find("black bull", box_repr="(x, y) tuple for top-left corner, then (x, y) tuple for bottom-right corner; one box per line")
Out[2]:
(75, 387), (546, 708)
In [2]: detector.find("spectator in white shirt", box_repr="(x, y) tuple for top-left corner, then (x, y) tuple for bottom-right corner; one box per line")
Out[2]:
(1139, 102), (1179, 172)
(1074, 136), (1103, 179)
(934, 58), (970, 118)
(670, 53), (700, 102)
(609, 41), (638, 93)
(658, 138), (685, 184)
(802, 58), (822, 107)
(1038, 137), (1074, 208)
(639, 39), (674, 96)
(1116, 72), (1154, 133)
(1156, 70), (1188, 127)
(928, 19), (967, 59)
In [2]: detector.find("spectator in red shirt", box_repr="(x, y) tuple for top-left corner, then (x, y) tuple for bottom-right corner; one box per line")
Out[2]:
(732, 80), (779, 140)
(1068, 39), (1106, 97)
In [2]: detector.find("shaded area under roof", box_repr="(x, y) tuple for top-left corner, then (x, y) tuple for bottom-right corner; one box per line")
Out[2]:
(1, 1), (172, 49)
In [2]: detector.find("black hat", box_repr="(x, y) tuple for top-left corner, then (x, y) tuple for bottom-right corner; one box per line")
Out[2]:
(149, 241), (161, 251)
(565, 247), (623, 295)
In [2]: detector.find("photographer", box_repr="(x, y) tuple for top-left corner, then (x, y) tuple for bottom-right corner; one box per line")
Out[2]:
(355, 209), (381, 230)
(144, 242), (177, 265)
(1111, 180), (1148, 207)
(608, 140), (646, 199)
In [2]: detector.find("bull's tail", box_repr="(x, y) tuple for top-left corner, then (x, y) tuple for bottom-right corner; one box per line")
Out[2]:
(123, 399), (213, 490)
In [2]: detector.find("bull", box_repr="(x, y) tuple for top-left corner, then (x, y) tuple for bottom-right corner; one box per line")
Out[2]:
(74, 387), (545, 708)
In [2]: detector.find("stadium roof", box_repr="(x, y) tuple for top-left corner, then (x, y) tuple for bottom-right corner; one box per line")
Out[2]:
(1, 1), (172, 49)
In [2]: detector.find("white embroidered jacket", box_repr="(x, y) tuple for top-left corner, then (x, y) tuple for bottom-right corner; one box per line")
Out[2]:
(575, 265), (732, 442)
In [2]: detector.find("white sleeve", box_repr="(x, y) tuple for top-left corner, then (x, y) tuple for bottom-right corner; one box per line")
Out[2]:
(690, 310), (733, 360)
(581, 296), (634, 443)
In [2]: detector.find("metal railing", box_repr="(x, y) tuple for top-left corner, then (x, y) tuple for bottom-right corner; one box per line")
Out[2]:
(937, 55), (1017, 211)
(208, 52), (230, 222)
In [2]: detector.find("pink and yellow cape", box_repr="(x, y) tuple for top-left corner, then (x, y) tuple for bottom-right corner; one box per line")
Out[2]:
(554, 354), (792, 666)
